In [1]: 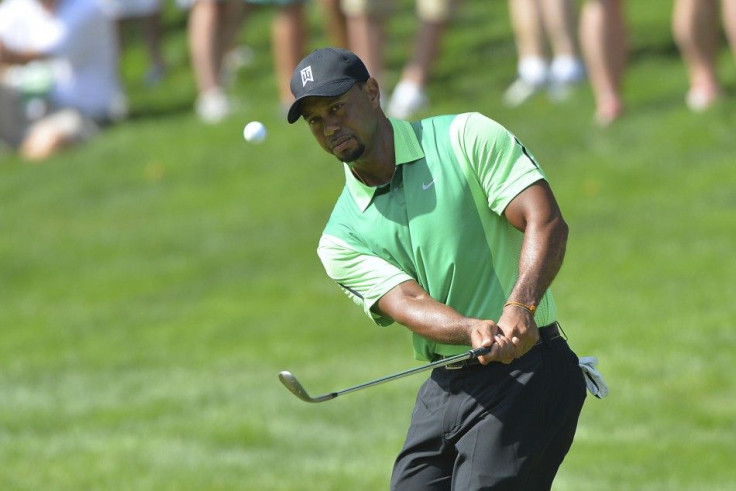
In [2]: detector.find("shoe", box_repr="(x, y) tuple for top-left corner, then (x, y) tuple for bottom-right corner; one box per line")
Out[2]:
(503, 78), (545, 107)
(548, 55), (586, 102)
(685, 87), (718, 112)
(387, 81), (428, 119)
(195, 89), (231, 124)
(594, 98), (624, 127)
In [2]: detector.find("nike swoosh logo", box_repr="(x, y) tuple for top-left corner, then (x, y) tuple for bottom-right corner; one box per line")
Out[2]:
(422, 179), (437, 190)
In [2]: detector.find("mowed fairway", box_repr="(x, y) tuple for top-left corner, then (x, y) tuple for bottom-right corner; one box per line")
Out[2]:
(1, 3), (735, 490)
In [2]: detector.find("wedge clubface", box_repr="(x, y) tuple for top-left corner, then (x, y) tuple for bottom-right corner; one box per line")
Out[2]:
(279, 345), (492, 403)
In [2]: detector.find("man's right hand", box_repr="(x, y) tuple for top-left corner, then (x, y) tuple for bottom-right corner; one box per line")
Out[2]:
(469, 319), (517, 365)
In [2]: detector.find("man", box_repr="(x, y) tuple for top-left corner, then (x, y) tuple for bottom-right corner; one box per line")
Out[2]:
(287, 47), (587, 490)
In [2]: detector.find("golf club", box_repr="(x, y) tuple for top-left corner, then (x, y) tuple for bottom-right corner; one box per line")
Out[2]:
(279, 345), (493, 403)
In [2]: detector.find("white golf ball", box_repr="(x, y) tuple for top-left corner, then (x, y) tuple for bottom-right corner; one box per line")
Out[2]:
(243, 121), (267, 143)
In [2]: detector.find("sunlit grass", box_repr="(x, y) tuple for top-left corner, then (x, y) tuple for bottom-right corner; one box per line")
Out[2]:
(1, 2), (735, 489)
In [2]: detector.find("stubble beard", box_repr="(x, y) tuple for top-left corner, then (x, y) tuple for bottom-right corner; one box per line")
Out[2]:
(336, 142), (366, 164)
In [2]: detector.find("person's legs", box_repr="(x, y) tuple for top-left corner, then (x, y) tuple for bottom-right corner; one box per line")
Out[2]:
(318, 0), (349, 48)
(540, 0), (578, 58)
(390, 375), (458, 491)
(451, 339), (586, 490)
(188, 0), (228, 121)
(540, 0), (585, 100)
(504, 0), (549, 106)
(271, 2), (307, 108)
(722, 0), (736, 58)
(141, 9), (168, 85)
(188, 0), (219, 94)
(218, 0), (251, 84)
(188, 0), (246, 122)
(346, 15), (384, 84)
(672, 0), (720, 111)
(392, 336), (586, 490)
(20, 109), (99, 162)
(387, 0), (455, 119)
(579, 0), (627, 125)
(509, 0), (546, 63)
(342, 0), (389, 90)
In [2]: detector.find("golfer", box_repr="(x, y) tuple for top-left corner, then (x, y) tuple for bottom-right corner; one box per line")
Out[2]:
(287, 47), (587, 490)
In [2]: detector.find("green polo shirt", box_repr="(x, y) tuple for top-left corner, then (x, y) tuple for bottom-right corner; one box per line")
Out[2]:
(318, 112), (557, 361)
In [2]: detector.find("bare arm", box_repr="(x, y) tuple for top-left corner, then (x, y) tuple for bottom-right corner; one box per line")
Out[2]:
(499, 179), (569, 357)
(375, 179), (568, 364)
(375, 281), (516, 364)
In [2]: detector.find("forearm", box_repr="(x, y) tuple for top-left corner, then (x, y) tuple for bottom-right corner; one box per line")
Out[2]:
(508, 214), (568, 306)
(376, 281), (476, 345)
(376, 280), (515, 364)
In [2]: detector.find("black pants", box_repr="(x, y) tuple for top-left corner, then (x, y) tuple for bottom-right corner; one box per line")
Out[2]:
(390, 335), (587, 491)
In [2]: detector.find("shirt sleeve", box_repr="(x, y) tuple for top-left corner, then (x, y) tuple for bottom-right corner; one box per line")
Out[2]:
(452, 112), (547, 215)
(318, 233), (414, 326)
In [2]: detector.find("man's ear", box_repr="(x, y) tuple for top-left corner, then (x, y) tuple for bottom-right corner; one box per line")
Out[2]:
(364, 78), (382, 108)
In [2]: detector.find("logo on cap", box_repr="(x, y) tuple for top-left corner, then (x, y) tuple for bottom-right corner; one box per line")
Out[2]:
(300, 66), (314, 87)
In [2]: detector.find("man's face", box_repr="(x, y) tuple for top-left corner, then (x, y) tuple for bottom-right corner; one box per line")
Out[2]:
(299, 81), (380, 163)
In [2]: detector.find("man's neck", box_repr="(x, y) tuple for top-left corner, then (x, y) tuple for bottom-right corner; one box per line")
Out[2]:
(349, 117), (395, 186)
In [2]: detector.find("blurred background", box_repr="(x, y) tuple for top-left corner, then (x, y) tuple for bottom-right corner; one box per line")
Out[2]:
(1, 1), (735, 489)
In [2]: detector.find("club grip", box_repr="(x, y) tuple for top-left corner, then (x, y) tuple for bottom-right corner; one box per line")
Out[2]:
(467, 345), (493, 359)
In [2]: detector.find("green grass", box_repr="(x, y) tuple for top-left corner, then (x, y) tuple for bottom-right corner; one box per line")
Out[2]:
(2, 2), (736, 489)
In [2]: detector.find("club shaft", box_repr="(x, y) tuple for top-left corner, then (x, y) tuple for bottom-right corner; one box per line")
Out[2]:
(332, 345), (492, 397)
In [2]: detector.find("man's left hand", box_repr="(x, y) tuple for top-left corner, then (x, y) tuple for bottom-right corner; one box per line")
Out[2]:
(496, 306), (539, 362)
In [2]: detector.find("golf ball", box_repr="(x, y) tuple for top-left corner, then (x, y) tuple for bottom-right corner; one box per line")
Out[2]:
(243, 121), (267, 143)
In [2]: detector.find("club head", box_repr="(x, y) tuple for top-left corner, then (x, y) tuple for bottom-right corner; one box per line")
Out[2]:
(279, 371), (337, 403)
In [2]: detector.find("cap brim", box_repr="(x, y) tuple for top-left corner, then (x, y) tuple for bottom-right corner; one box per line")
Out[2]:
(287, 79), (359, 124)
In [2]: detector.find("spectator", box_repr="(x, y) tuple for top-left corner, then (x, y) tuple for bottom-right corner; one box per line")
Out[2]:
(579, 0), (627, 125)
(0, 0), (127, 161)
(503, 0), (586, 107)
(386, 0), (459, 119)
(179, 0), (247, 123)
(255, 0), (308, 113)
(318, 0), (349, 49)
(339, 0), (457, 118)
(180, 0), (307, 123)
(103, 0), (167, 86)
(341, 0), (389, 93)
(672, 0), (736, 111)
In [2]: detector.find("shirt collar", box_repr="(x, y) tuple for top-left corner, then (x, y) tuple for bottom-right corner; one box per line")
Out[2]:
(344, 118), (425, 212)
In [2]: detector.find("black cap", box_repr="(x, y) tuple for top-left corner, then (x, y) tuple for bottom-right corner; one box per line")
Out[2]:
(287, 48), (370, 124)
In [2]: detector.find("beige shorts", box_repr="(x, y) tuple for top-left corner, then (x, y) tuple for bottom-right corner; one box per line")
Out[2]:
(341, 0), (457, 22)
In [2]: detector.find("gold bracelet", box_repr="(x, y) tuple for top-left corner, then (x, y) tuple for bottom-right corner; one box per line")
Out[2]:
(504, 301), (537, 315)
